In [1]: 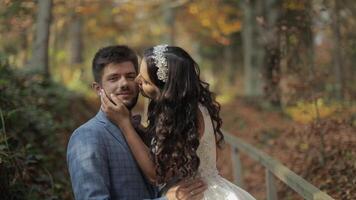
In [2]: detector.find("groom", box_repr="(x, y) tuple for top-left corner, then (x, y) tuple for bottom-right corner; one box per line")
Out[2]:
(67, 45), (206, 200)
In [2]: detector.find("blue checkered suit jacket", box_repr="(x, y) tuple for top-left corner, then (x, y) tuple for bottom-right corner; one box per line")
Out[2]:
(67, 110), (166, 200)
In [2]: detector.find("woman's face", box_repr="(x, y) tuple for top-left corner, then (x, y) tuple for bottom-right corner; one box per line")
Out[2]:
(135, 58), (161, 100)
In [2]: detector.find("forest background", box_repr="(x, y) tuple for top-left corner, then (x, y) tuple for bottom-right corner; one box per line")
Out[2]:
(0, 0), (355, 199)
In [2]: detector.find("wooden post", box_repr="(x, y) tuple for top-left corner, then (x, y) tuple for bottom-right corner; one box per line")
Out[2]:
(266, 169), (278, 200)
(224, 132), (334, 200)
(231, 147), (244, 188)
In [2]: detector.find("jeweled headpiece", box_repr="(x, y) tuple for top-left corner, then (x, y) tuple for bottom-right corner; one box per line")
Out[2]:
(152, 44), (168, 82)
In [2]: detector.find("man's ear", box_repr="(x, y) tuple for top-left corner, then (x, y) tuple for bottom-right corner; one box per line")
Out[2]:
(92, 82), (101, 96)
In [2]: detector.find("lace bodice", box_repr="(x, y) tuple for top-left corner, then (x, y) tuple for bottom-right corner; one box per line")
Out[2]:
(196, 104), (219, 177)
(196, 106), (257, 200)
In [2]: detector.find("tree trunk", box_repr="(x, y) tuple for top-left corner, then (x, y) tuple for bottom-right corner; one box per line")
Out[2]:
(30, 0), (52, 78)
(224, 44), (235, 85)
(262, 0), (282, 107)
(163, 4), (176, 45)
(20, 31), (29, 66)
(241, 0), (265, 97)
(69, 14), (83, 65)
(332, 0), (344, 100)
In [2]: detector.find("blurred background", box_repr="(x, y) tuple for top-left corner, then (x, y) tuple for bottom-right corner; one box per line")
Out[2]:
(0, 0), (355, 199)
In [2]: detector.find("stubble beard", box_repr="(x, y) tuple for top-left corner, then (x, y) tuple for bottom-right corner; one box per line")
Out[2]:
(123, 93), (139, 110)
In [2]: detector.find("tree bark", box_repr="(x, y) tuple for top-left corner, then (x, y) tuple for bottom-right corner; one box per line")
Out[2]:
(262, 0), (282, 107)
(241, 0), (265, 97)
(332, 0), (344, 100)
(69, 14), (83, 65)
(30, 0), (52, 78)
(224, 43), (234, 85)
(163, 3), (176, 45)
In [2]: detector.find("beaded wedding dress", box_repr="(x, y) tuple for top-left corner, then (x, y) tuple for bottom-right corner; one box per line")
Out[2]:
(196, 105), (256, 200)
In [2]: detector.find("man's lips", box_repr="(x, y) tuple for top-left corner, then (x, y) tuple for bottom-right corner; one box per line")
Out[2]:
(117, 92), (132, 95)
(115, 92), (133, 99)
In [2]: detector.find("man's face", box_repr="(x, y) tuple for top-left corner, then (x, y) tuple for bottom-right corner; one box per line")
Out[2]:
(94, 61), (139, 110)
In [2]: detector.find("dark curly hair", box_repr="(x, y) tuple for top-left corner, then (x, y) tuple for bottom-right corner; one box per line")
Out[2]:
(143, 46), (224, 184)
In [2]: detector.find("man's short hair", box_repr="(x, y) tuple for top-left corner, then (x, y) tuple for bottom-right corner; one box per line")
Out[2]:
(92, 45), (138, 83)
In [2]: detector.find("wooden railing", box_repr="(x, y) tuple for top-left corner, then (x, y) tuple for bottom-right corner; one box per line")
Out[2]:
(224, 132), (335, 200)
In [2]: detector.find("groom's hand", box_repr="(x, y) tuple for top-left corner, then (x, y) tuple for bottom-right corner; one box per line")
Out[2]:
(165, 178), (207, 200)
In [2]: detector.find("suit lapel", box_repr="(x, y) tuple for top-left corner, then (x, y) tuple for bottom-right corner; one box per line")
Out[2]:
(95, 110), (130, 149)
(95, 110), (156, 197)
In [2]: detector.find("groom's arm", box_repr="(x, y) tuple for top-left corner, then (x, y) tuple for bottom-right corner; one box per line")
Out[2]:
(67, 129), (110, 200)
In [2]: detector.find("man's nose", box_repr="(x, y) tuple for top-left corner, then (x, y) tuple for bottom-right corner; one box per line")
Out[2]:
(118, 77), (129, 89)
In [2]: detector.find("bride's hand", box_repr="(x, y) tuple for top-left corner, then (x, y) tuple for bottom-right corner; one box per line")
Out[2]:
(165, 178), (206, 200)
(100, 89), (131, 128)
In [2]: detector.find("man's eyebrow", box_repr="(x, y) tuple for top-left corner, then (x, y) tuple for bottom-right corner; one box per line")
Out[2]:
(106, 73), (118, 78)
(126, 72), (137, 76)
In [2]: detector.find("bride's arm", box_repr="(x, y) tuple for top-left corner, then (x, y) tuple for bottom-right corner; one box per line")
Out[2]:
(119, 120), (157, 183)
(101, 91), (156, 183)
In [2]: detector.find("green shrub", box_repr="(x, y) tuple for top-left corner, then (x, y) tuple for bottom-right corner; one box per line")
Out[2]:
(0, 61), (83, 199)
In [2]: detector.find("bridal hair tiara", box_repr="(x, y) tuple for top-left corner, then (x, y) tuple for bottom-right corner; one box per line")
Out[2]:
(152, 44), (169, 82)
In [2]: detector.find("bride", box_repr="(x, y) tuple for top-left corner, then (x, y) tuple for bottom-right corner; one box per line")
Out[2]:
(101, 44), (256, 200)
